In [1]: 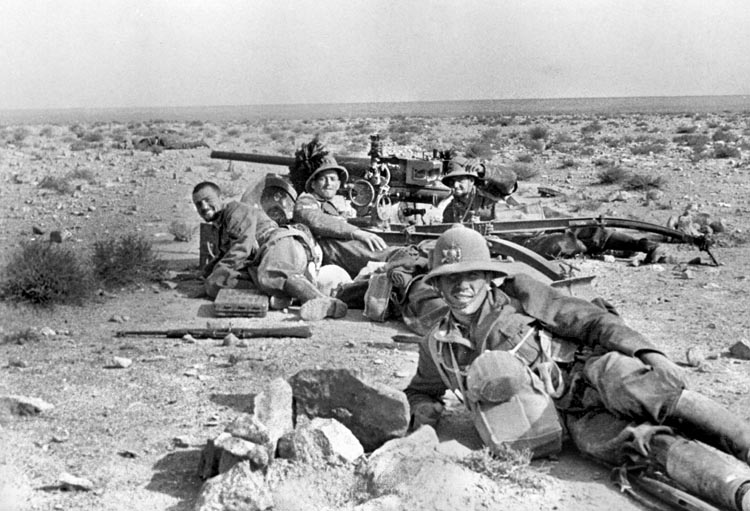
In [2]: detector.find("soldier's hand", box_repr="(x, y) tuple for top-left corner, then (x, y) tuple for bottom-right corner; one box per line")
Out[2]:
(353, 230), (388, 252)
(411, 401), (444, 430)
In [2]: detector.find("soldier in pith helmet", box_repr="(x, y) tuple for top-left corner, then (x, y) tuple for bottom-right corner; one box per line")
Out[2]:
(404, 224), (750, 508)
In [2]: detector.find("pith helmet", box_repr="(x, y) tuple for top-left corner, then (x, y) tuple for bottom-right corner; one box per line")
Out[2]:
(304, 154), (349, 193)
(424, 224), (507, 283)
(441, 156), (484, 187)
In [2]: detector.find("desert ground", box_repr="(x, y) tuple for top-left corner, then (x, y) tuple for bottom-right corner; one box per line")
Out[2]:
(1, 110), (750, 510)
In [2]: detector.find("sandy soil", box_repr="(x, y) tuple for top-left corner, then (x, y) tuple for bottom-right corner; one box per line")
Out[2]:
(1, 111), (750, 510)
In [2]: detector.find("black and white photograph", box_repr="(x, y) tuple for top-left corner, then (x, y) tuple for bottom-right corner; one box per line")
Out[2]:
(2, 1), (750, 510)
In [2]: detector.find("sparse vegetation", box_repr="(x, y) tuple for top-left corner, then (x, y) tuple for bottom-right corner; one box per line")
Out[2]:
(1, 240), (95, 306)
(1, 327), (43, 345)
(92, 233), (166, 289)
(624, 172), (666, 190)
(596, 165), (631, 185)
(510, 162), (539, 181)
(460, 445), (545, 490)
(527, 125), (549, 140)
(168, 220), (195, 242)
(38, 175), (75, 194)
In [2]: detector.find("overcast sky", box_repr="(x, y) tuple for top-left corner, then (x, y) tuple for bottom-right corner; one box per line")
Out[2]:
(1, 0), (749, 110)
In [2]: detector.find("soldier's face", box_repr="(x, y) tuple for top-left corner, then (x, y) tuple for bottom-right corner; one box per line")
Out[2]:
(193, 187), (222, 222)
(310, 170), (341, 200)
(449, 177), (475, 199)
(436, 270), (490, 315)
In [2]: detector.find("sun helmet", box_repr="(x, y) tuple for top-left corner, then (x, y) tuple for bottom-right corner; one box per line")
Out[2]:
(423, 224), (508, 283)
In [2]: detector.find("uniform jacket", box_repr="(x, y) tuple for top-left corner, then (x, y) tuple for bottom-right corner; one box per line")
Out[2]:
(441, 188), (500, 223)
(404, 273), (662, 409)
(293, 192), (359, 239)
(205, 201), (278, 277)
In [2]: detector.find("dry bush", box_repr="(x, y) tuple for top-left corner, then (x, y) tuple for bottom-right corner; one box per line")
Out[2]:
(630, 142), (667, 155)
(516, 154), (534, 163)
(559, 157), (576, 168)
(1, 328), (43, 345)
(596, 165), (631, 185)
(673, 133), (710, 149)
(580, 120), (603, 135)
(676, 125), (697, 134)
(465, 141), (494, 159)
(68, 167), (96, 182)
(624, 172), (666, 190)
(460, 446), (545, 490)
(92, 233), (166, 289)
(713, 145), (741, 159)
(510, 162), (539, 181)
(527, 125), (549, 140)
(712, 128), (738, 143)
(169, 220), (195, 242)
(38, 175), (74, 194)
(1, 241), (95, 306)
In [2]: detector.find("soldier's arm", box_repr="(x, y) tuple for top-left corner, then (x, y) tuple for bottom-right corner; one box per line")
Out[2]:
(404, 341), (449, 427)
(293, 194), (361, 239)
(214, 204), (259, 273)
(502, 273), (664, 358)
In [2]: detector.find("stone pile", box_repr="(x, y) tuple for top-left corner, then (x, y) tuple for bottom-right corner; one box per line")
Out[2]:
(193, 368), (536, 511)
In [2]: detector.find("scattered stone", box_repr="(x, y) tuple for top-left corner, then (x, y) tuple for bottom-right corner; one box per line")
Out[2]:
(223, 333), (239, 347)
(252, 378), (294, 450)
(294, 417), (364, 464)
(59, 472), (94, 492)
(51, 428), (70, 443)
(194, 461), (273, 511)
(105, 356), (132, 369)
(39, 327), (56, 337)
(49, 230), (72, 243)
(8, 358), (28, 368)
(109, 314), (127, 323)
(393, 370), (409, 378)
(685, 347), (706, 367)
(0, 395), (54, 417)
(182, 334), (197, 344)
(160, 280), (178, 290)
(290, 368), (410, 451)
(225, 414), (271, 445)
(730, 340), (750, 360)
(173, 435), (193, 448)
(602, 254), (616, 263)
(32, 225), (44, 234)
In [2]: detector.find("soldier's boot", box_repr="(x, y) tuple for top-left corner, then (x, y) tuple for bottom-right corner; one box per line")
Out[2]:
(332, 279), (370, 309)
(283, 275), (347, 321)
(670, 390), (750, 464)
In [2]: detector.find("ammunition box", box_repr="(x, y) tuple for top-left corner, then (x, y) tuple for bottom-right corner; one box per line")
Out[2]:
(213, 288), (269, 318)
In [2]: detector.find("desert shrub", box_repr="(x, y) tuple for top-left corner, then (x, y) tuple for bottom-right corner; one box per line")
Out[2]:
(510, 162), (538, 181)
(713, 145), (741, 159)
(1, 328), (43, 345)
(630, 142), (666, 155)
(460, 445), (544, 490)
(553, 132), (575, 145)
(1, 241), (95, 306)
(38, 175), (74, 194)
(516, 153), (534, 163)
(81, 131), (104, 143)
(569, 198), (604, 212)
(226, 127), (242, 137)
(676, 125), (697, 134)
(559, 157), (576, 168)
(593, 158), (612, 167)
(68, 167), (96, 182)
(92, 233), (166, 289)
(624, 172), (666, 190)
(596, 165), (631, 185)
(527, 125), (549, 140)
(465, 142), (494, 159)
(673, 133), (710, 149)
(580, 120), (603, 135)
(168, 220), (195, 242)
(39, 126), (54, 137)
(712, 128), (738, 143)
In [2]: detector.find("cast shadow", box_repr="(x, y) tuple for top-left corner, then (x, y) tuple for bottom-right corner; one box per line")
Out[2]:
(209, 392), (257, 414)
(146, 449), (204, 511)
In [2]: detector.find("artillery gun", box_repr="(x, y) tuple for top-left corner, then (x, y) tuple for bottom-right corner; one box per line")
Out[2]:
(209, 135), (719, 285)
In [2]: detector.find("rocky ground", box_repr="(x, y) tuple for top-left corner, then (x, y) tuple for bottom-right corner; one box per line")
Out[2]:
(1, 111), (750, 510)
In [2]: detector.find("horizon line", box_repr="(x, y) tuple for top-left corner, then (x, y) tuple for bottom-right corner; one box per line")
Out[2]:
(2, 93), (749, 114)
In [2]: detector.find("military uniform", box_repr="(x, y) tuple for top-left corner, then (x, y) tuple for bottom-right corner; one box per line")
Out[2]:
(404, 226), (750, 503)
(293, 192), (394, 277)
(204, 200), (314, 300)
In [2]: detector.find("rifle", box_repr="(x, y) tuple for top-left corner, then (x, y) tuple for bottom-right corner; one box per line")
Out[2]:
(115, 325), (312, 339)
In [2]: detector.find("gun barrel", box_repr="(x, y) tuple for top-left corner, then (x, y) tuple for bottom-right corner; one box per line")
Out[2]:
(210, 151), (295, 167)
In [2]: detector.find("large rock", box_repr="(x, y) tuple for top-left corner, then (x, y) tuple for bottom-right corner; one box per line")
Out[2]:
(277, 417), (364, 464)
(362, 426), (501, 511)
(0, 395), (54, 418)
(289, 368), (409, 451)
(197, 432), (270, 480)
(251, 378), (293, 450)
(194, 461), (273, 511)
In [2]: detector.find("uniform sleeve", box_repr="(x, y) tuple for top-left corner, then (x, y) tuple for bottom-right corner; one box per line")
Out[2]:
(293, 194), (359, 239)
(501, 273), (663, 357)
(404, 340), (449, 408)
(214, 203), (259, 273)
